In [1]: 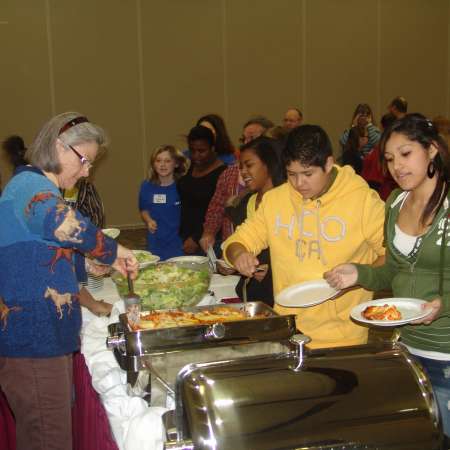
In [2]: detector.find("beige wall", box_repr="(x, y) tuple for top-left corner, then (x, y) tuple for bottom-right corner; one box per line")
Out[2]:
(1, 0), (449, 227)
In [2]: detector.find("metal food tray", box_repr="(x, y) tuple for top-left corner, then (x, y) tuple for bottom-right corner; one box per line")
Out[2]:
(107, 302), (297, 357)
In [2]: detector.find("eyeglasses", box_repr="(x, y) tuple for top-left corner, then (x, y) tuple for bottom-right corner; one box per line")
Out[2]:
(67, 144), (93, 170)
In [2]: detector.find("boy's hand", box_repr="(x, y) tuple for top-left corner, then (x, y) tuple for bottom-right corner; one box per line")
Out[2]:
(233, 252), (259, 278)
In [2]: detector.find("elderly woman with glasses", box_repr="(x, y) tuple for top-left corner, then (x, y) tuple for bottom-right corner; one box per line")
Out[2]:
(0, 112), (138, 450)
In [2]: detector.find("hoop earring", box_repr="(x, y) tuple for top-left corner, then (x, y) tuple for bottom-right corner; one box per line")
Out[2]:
(427, 160), (436, 178)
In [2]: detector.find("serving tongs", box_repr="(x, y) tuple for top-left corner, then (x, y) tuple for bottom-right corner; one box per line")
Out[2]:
(206, 245), (218, 273)
(242, 264), (268, 311)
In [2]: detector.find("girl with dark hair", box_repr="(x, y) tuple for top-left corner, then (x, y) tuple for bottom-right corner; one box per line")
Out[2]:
(225, 137), (285, 305)
(340, 103), (381, 155)
(196, 113), (236, 165)
(341, 126), (367, 174)
(326, 113), (450, 443)
(178, 125), (226, 255)
(361, 113), (398, 200)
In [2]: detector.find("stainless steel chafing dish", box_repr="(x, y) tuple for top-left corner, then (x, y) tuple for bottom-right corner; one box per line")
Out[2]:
(107, 302), (297, 399)
(165, 340), (444, 450)
(107, 304), (444, 449)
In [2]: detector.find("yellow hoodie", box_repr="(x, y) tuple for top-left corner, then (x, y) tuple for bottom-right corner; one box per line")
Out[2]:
(223, 165), (385, 349)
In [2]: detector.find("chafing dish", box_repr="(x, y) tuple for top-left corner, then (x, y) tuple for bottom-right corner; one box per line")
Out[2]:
(107, 303), (443, 449)
(165, 340), (443, 450)
(107, 302), (296, 399)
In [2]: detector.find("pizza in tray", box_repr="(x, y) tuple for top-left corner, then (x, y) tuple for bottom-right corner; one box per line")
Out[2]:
(362, 304), (402, 321)
(135, 306), (251, 330)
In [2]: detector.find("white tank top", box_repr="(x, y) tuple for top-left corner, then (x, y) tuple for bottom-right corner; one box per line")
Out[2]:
(393, 224), (419, 256)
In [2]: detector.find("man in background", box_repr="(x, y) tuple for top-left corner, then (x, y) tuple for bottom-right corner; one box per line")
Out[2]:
(388, 96), (408, 119)
(283, 107), (303, 131)
(241, 115), (274, 144)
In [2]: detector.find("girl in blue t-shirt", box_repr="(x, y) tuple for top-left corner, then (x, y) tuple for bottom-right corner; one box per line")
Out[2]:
(139, 145), (188, 260)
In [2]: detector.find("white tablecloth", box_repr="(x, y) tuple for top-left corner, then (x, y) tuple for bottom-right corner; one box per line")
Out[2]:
(80, 274), (239, 450)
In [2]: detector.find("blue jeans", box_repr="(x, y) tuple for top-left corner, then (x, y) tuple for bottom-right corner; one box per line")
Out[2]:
(414, 355), (450, 437)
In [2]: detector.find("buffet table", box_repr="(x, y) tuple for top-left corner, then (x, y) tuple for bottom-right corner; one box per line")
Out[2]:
(0, 273), (240, 450)
(83, 273), (240, 450)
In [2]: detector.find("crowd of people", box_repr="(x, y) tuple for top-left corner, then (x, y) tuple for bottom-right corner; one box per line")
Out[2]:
(1, 95), (450, 448)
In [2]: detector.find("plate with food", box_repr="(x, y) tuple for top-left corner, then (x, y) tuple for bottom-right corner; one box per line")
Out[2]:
(133, 250), (160, 269)
(275, 279), (340, 308)
(102, 228), (120, 239)
(350, 298), (432, 326)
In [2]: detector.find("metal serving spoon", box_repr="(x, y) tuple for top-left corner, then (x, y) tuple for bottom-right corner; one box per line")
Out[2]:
(124, 272), (142, 324)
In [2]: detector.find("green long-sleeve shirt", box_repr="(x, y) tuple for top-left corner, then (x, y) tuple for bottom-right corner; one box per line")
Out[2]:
(356, 190), (450, 353)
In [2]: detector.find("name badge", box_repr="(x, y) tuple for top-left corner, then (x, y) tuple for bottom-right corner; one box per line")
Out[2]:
(153, 194), (166, 204)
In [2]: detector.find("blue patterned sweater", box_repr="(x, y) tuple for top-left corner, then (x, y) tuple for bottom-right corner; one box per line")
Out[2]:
(0, 168), (117, 357)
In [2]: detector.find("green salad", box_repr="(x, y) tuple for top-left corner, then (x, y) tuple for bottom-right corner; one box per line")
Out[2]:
(113, 262), (210, 310)
(134, 250), (159, 264)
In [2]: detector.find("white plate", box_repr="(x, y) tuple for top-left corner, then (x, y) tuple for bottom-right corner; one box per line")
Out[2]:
(166, 256), (209, 265)
(133, 250), (160, 269)
(102, 228), (120, 239)
(276, 280), (339, 308)
(216, 259), (233, 269)
(350, 298), (432, 326)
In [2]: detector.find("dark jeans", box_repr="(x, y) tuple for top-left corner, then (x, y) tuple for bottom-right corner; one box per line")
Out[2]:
(413, 355), (450, 438)
(0, 354), (73, 450)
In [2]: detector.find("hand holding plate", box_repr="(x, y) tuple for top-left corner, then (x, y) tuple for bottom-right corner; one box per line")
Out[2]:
(410, 298), (442, 325)
(323, 263), (358, 290)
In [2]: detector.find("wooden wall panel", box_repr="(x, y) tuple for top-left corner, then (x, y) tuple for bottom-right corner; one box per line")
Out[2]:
(0, 0), (52, 181)
(1, 0), (450, 226)
(141, 0), (225, 154)
(225, 0), (302, 141)
(49, 0), (142, 226)
(306, 0), (378, 154)
(380, 0), (448, 119)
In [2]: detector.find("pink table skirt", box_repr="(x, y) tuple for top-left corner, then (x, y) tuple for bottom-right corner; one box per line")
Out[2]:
(0, 352), (118, 450)
(0, 387), (15, 450)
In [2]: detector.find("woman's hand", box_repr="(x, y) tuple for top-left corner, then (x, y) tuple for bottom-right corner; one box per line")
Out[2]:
(199, 233), (215, 253)
(89, 299), (113, 317)
(85, 259), (111, 276)
(147, 218), (157, 234)
(78, 287), (113, 317)
(411, 298), (442, 325)
(233, 252), (259, 278)
(112, 244), (139, 278)
(352, 114), (361, 127)
(183, 237), (199, 255)
(216, 261), (236, 276)
(323, 264), (358, 290)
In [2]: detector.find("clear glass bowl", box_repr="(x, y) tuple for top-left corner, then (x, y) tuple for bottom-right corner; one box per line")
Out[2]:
(111, 261), (211, 311)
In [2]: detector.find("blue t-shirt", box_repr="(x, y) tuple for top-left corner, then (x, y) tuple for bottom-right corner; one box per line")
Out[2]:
(138, 180), (183, 260)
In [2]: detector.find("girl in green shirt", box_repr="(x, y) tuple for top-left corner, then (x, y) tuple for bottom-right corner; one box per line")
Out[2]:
(325, 113), (450, 441)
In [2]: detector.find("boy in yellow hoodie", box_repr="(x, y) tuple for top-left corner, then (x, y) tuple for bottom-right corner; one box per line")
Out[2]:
(224, 125), (385, 349)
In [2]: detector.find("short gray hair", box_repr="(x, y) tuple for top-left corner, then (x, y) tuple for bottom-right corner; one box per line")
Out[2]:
(27, 111), (108, 174)
(243, 115), (274, 131)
